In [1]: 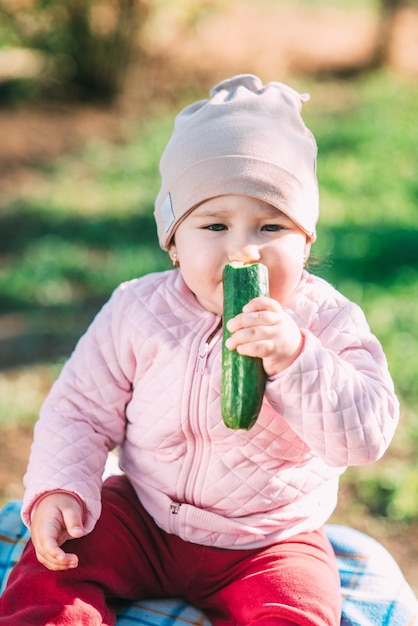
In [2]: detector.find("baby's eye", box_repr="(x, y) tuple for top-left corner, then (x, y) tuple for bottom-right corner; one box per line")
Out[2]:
(261, 224), (283, 232)
(204, 223), (227, 231)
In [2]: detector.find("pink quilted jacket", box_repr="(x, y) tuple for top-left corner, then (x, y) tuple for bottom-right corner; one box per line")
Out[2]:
(22, 269), (399, 549)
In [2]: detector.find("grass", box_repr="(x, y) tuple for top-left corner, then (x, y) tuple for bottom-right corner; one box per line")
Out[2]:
(310, 74), (418, 417)
(306, 73), (418, 521)
(0, 70), (417, 521)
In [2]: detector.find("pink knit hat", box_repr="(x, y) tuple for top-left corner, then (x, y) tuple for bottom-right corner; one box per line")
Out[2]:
(154, 74), (319, 250)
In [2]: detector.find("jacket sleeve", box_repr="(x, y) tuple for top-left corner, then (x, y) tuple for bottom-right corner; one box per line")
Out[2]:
(21, 283), (136, 531)
(265, 296), (399, 468)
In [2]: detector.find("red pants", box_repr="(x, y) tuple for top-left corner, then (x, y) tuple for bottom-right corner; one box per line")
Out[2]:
(0, 475), (341, 626)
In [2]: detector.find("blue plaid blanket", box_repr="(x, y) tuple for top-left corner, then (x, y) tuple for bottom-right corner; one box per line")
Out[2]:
(1, 500), (417, 625)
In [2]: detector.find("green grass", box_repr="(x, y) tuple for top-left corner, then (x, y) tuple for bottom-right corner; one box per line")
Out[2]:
(303, 73), (418, 521)
(0, 116), (173, 313)
(1, 70), (417, 520)
(306, 73), (418, 411)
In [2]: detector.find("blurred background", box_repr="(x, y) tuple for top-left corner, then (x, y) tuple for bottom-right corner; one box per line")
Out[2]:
(0, 0), (417, 591)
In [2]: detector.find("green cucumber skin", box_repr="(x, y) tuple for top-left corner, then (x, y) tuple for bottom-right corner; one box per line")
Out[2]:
(221, 263), (269, 430)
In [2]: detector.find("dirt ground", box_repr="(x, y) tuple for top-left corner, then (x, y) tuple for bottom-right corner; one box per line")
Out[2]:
(1, 0), (418, 597)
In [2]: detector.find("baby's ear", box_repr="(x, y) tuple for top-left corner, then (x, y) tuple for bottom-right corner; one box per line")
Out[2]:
(168, 243), (179, 267)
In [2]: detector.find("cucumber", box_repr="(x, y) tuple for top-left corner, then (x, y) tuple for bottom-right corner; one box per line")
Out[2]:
(221, 262), (269, 430)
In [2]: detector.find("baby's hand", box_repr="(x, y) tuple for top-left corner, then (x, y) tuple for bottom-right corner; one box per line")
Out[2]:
(225, 296), (304, 377)
(30, 492), (85, 571)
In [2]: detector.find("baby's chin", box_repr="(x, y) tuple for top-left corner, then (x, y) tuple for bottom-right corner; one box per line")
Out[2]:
(193, 293), (222, 315)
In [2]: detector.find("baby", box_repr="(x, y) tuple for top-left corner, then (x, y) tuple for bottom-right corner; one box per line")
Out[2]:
(0, 74), (399, 626)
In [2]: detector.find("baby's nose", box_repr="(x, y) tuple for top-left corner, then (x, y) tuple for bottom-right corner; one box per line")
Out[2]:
(228, 244), (261, 266)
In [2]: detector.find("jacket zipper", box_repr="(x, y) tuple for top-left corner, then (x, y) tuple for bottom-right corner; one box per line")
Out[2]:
(195, 319), (221, 376)
(170, 320), (221, 520)
(196, 341), (210, 374)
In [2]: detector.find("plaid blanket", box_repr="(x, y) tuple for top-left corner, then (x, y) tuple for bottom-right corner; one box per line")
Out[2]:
(1, 500), (417, 625)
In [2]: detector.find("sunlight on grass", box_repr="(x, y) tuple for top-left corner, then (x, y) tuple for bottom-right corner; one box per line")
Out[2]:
(305, 73), (418, 228)
(0, 237), (169, 309)
(32, 116), (174, 218)
(0, 364), (61, 427)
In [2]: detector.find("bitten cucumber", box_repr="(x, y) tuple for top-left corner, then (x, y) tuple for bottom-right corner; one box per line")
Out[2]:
(221, 262), (269, 430)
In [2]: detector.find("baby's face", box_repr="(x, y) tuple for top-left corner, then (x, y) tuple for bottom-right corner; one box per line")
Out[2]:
(169, 195), (309, 315)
